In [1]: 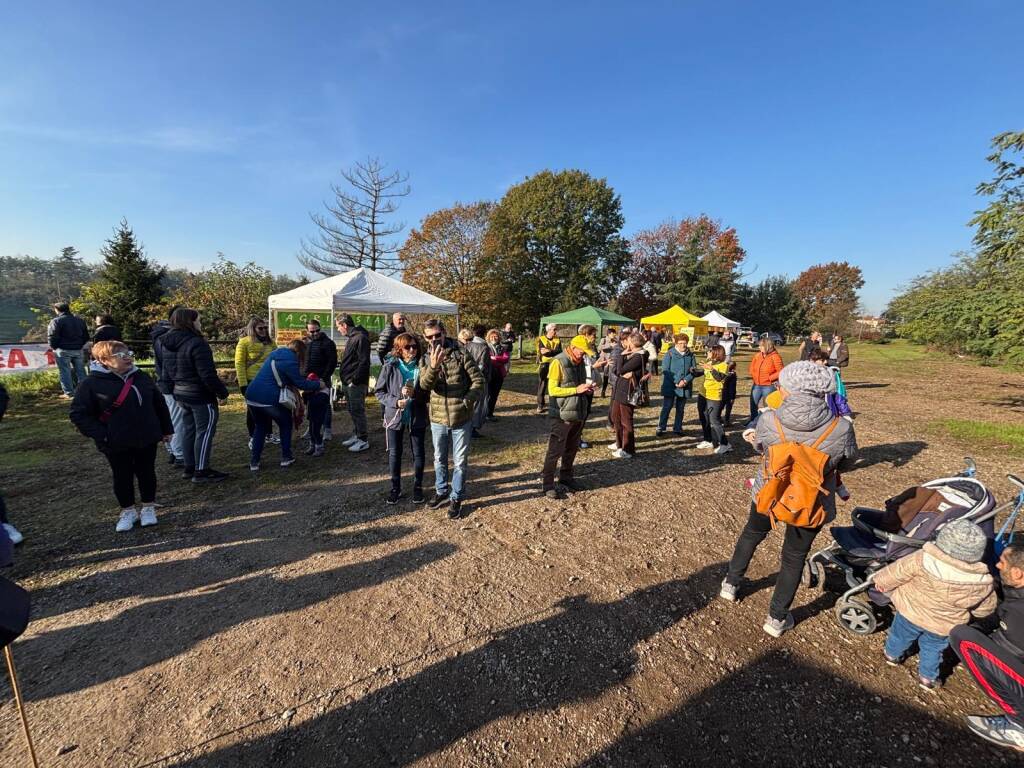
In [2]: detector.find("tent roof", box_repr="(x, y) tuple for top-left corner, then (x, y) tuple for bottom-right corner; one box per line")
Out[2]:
(702, 310), (740, 328)
(268, 267), (458, 315)
(639, 305), (709, 328)
(539, 305), (635, 329)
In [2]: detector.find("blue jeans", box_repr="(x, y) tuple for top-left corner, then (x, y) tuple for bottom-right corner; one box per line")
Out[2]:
(748, 383), (777, 426)
(884, 612), (949, 681)
(430, 422), (471, 501)
(658, 395), (686, 433)
(55, 348), (86, 396)
(250, 405), (294, 464)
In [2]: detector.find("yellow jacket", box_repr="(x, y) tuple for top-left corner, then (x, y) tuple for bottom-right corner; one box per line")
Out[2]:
(537, 335), (561, 368)
(235, 336), (274, 387)
(702, 362), (728, 401)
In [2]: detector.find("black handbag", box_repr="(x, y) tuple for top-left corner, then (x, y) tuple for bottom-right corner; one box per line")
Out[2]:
(0, 575), (30, 647)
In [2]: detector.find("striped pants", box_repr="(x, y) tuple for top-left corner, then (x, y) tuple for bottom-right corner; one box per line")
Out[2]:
(176, 400), (220, 471)
(951, 624), (1024, 725)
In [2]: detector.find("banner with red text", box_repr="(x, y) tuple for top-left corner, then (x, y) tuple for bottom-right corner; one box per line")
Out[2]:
(0, 344), (56, 375)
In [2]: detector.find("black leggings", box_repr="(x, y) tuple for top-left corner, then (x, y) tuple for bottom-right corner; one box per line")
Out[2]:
(726, 502), (821, 620)
(104, 443), (159, 508)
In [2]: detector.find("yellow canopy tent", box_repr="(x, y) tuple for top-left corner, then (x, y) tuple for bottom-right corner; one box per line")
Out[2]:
(640, 305), (710, 351)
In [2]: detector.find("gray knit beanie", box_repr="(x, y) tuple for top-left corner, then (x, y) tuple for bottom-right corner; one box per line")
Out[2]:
(935, 518), (988, 564)
(778, 360), (837, 395)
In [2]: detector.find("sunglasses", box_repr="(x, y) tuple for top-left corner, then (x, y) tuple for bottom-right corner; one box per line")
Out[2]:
(424, 333), (442, 341)
(256, 326), (268, 331)
(112, 350), (135, 360)
(400, 344), (418, 350)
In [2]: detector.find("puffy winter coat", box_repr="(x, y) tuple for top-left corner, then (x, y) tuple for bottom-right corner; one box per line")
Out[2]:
(69, 365), (172, 452)
(376, 322), (406, 363)
(244, 348), (322, 407)
(464, 338), (492, 382)
(749, 350), (784, 386)
(874, 542), (997, 636)
(751, 392), (858, 523)
(234, 336), (275, 389)
(156, 329), (229, 404)
(660, 347), (696, 398)
(47, 312), (89, 350)
(305, 332), (338, 382)
(419, 338), (485, 427)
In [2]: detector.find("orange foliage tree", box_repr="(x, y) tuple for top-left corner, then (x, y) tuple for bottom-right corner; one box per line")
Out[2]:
(792, 261), (864, 335)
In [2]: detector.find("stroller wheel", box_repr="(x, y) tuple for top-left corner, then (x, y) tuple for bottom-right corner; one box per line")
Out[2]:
(801, 558), (827, 590)
(834, 598), (877, 636)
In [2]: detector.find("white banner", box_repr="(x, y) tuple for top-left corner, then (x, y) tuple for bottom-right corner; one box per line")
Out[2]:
(0, 344), (57, 375)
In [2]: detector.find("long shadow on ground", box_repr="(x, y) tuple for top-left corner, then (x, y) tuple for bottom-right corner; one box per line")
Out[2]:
(163, 563), (727, 767)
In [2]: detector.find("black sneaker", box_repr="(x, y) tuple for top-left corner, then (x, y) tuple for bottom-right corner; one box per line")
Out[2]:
(447, 499), (463, 519)
(471, 429), (483, 439)
(192, 468), (229, 484)
(412, 488), (426, 505)
(386, 489), (403, 505)
(167, 452), (178, 465)
(428, 492), (449, 510)
(182, 466), (195, 479)
(655, 430), (665, 437)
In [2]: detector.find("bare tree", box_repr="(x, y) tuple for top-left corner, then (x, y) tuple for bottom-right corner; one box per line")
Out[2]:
(298, 157), (411, 275)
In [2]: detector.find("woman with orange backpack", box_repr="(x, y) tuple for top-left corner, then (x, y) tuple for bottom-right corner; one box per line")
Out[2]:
(718, 360), (857, 637)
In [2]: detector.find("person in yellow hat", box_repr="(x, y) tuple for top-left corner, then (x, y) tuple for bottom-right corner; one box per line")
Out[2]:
(541, 335), (595, 498)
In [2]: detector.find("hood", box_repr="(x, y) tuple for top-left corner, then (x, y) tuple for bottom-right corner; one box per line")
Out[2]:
(89, 360), (140, 379)
(159, 328), (197, 352)
(150, 321), (171, 342)
(775, 392), (832, 432)
(922, 542), (994, 582)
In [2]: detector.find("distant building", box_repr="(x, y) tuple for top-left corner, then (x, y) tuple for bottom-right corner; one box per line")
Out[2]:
(856, 316), (885, 331)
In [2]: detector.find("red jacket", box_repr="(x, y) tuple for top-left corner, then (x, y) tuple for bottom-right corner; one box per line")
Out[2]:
(749, 350), (784, 386)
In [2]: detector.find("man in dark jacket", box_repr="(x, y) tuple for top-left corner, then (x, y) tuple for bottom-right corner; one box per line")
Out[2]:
(377, 313), (407, 364)
(47, 302), (90, 397)
(951, 543), (1024, 753)
(500, 323), (517, 357)
(828, 334), (850, 368)
(336, 314), (371, 452)
(305, 319), (338, 441)
(464, 324), (492, 437)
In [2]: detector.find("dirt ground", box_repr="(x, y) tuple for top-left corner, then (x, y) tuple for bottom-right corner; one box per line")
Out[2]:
(2, 342), (1024, 767)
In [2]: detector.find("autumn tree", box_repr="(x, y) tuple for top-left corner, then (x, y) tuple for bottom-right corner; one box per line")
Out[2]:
(164, 255), (277, 338)
(400, 201), (496, 325)
(618, 215), (746, 318)
(792, 261), (864, 335)
(731, 275), (807, 335)
(76, 219), (165, 341)
(482, 170), (629, 328)
(299, 157), (410, 276)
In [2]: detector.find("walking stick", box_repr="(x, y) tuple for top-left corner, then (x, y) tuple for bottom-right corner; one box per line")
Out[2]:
(4, 645), (40, 768)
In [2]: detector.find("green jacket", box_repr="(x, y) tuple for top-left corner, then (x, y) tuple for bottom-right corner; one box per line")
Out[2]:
(547, 351), (589, 422)
(419, 338), (485, 427)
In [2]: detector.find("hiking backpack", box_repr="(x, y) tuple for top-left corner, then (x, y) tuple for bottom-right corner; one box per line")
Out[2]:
(755, 417), (841, 529)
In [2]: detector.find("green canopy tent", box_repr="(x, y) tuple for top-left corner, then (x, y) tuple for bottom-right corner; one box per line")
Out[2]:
(538, 306), (636, 337)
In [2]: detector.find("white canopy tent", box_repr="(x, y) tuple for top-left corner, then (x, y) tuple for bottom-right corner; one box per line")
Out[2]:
(267, 267), (459, 342)
(702, 310), (741, 330)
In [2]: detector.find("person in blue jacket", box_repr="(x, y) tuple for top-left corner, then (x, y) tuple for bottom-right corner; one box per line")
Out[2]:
(656, 333), (696, 437)
(244, 340), (324, 470)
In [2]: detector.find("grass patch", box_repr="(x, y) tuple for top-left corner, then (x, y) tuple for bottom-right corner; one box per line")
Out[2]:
(930, 418), (1024, 456)
(3, 370), (62, 401)
(847, 339), (928, 364)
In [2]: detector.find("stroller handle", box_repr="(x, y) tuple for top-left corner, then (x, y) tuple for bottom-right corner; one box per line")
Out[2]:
(1009, 474), (1024, 492)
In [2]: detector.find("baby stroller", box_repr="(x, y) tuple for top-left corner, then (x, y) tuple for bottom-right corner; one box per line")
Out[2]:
(803, 458), (1020, 636)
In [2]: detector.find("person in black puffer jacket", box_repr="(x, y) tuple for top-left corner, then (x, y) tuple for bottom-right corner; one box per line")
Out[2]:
(335, 315), (371, 451)
(70, 341), (173, 532)
(155, 308), (230, 483)
(304, 319), (338, 450)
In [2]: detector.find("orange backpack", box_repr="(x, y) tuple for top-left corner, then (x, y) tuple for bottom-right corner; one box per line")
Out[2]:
(755, 417), (841, 529)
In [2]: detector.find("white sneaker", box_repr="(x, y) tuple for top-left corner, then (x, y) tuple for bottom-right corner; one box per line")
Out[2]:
(341, 435), (359, 447)
(322, 426), (333, 441)
(348, 439), (369, 453)
(714, 444), (734, 455)
(696, 440), (713, 449)
(763, 613), (795, 638)
(608, 443), (620, 452)
(2, 523), (24, 545)
(267, 434), (281, 445)
(139, 506), (158, 527)
(612, 448), (633, 459)
(115, 508), (139, 532)
(719, 579), (738, 602)
(280, 457), (296, 467)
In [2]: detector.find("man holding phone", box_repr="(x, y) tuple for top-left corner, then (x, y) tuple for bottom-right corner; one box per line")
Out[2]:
(418, 319), (485, 519)
(541, 335), (595, 498)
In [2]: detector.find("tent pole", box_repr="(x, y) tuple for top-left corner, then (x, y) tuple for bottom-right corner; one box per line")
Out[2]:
(5, 645), (40, 768)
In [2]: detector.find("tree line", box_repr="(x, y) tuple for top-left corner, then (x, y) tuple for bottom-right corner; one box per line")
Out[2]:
(886, 132), (1024, 365)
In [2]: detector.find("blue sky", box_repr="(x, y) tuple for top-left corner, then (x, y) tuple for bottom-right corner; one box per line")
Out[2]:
(1, 1), (1021, 313)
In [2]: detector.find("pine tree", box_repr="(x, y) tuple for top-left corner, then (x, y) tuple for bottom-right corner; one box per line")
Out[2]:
(78, 219), (165, 341)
